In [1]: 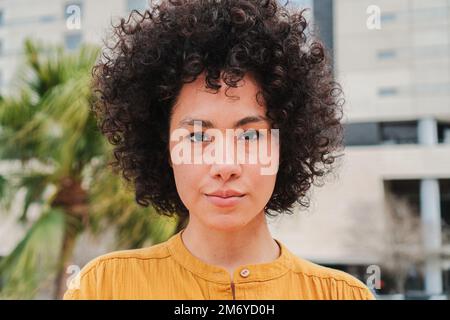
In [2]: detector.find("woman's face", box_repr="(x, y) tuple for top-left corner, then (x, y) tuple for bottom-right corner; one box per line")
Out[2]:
(168, 72), (279, 232)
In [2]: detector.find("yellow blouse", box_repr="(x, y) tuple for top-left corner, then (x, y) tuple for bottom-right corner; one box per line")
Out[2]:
(63, 230), (376, 300)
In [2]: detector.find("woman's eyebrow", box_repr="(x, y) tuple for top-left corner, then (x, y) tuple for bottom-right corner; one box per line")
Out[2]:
(178, 115), (269, 128)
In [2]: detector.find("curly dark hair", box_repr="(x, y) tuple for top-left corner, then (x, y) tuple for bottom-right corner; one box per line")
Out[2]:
(92, 0), (345, 219)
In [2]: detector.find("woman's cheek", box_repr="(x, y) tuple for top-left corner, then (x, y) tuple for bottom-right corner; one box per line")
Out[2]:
(244, 164), (276, 207)
(172, 164), (206, 209)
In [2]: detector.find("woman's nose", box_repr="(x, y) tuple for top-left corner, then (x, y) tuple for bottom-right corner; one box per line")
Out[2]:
(207, 134), (243, 181)
(209, 162), (242, 181)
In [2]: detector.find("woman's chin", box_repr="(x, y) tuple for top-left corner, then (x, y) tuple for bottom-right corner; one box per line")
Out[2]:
(204, 215), (249, 232)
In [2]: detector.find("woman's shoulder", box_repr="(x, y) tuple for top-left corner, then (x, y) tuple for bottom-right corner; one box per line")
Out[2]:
(287, 253), (376, 300)
(82, 240), (170, 273)
(289, 254), (366, 286)
(63, 240), (171, 299)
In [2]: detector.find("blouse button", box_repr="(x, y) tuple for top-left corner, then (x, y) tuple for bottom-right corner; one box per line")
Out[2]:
(240, 268), (250, 278)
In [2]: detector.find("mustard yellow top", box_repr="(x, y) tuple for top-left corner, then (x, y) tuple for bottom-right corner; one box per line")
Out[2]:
(63, 230), (376, 300)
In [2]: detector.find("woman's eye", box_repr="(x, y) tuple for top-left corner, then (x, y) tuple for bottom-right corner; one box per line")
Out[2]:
(189, 132), (211, 142)
(238, 130), (261, 141)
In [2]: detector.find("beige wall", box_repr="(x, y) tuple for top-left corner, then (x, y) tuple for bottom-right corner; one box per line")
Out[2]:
(270, 144), (450, 264)
(334, 0), (450, 122)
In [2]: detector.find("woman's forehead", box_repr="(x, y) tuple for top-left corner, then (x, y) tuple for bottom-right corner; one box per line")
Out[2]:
(170, 73), (267, 127)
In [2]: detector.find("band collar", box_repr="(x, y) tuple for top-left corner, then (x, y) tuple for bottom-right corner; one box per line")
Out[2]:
(166, 229), (292, 284)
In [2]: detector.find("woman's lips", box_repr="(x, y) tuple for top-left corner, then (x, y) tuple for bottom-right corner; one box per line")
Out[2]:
(204, 194), (246, 207)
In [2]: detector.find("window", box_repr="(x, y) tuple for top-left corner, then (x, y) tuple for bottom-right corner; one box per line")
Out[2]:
(440, 179), (450, 245)
(39, 15), (57, 23)
(443, 269), (450, 296)
(380, 121), (418, 145)
(377, 49), (396, 60)
(384, 179), (421, 216)
(378, 87), (398, 97)
(344, 121), (419, 146)
(344, 122), (380, 146)
(380, 12), (396, 23)
(0, 10), (4, 26)
(65, 33), (82, 50)
(438, 122), (450, 144)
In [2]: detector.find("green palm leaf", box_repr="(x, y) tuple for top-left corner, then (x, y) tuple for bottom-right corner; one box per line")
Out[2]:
(0, 38), (180, 299)
(0, 208), (65, 299)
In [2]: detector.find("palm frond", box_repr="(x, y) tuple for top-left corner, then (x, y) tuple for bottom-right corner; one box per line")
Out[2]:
(0, 38), (178, 299)
(87, 161), (178, 248)
(0, 208), (65, 299)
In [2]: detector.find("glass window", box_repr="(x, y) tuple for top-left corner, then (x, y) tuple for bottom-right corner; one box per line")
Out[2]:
(345, 121), (419, 146)
(344, 122), (380, 146)
(378, 87), (398, 97)
(39, 15), (57, 23)
(65, 33), (82, 50)
(381, 12), (396, 23)
(377, 49), (396, 60)
(438, 122), (450, 144)
(380, 121), (418, 145)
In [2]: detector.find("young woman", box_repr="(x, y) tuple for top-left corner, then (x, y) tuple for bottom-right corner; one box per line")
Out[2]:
(64, 0), (375, 300)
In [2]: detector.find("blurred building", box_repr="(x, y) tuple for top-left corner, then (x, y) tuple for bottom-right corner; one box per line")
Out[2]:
(0, 0), (150, 254)
(0, 0), (449, 299)
(270, 0), (450, 298)
(0, 0), (150, 94)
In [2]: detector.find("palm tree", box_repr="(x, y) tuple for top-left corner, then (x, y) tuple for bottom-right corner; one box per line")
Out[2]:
(0, 39), (182, 299)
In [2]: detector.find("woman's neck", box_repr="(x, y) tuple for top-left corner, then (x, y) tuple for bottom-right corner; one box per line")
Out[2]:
(180, 212), (281, 280)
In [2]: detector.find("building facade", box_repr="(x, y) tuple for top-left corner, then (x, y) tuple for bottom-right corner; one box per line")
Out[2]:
(270, 0), (450, 297)
(0, 0), (150, 94)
